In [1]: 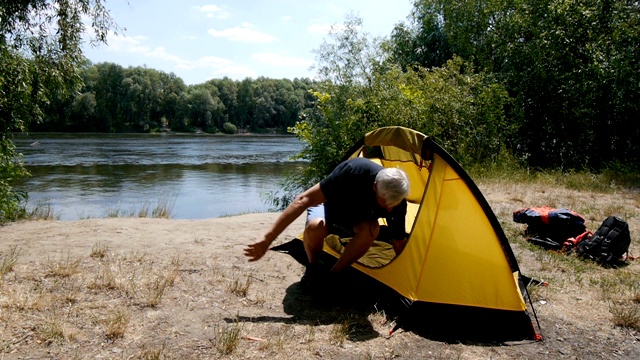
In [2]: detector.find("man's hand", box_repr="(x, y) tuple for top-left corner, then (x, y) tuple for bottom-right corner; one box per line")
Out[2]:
(244, 183), (325, 263)
(391, 238), (407, 255)
(243, 240), (271, 262)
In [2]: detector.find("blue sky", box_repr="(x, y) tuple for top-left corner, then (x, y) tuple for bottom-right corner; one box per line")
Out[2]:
(82, 0), (414, 85)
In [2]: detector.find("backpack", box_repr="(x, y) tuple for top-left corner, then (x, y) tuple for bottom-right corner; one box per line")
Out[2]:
(577, 216), (632, 266)
(513, 207), (587, 249)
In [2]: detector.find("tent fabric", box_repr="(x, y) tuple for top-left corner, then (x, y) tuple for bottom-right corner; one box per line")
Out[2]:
(289, 126), (539, 340)
(324, 235), (396, 268)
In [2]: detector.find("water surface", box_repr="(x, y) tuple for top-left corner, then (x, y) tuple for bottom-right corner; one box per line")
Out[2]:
(14, 133), (305, 220)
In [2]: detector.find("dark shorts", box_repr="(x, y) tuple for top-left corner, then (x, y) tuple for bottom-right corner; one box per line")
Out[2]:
(306, 204), (354, 238)
(307, 205), (400, 243)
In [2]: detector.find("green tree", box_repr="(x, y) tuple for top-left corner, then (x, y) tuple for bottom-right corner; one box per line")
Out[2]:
(208, 77), (238, 125)
(0, 0), (115, 222)
(252, 78), (278, 130)
(387, 2), (453, 70)
(291, 15), (387, 178)
(92, 62), (126, 132)
(69, 92), (97, 130)
(120, 66), (163, 132)
(157, 72), (187, 130)
(493, 0), (640, 169)
(389, 0), (640, 170)
(37, 64), (318, 134)
(236, 78), (255, 129)
(289, 15), (512, 195)
(173, 92), (192, 131)
(187, 87), (224, 132)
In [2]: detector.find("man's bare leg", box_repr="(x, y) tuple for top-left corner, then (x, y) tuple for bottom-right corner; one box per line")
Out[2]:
(303, 218), (328, 264)
(331, 221), (379, 272)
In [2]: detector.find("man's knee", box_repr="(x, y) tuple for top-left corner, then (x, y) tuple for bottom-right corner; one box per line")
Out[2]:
(305, 218), (328, 241)
(305, 217), (326, 232)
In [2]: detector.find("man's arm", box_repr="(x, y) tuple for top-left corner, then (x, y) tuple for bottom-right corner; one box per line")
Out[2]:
(388, 200), (409, 255)
(243, 183), (326, 262)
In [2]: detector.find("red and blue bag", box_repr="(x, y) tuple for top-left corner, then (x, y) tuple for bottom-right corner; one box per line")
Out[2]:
(513, 206), (587, 250)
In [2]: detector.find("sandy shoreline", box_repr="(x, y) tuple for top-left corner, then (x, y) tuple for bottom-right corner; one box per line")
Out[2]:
(0, 213), (306, 264)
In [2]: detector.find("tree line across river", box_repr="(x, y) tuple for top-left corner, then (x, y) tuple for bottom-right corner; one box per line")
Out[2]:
(31, 62), (319, 135)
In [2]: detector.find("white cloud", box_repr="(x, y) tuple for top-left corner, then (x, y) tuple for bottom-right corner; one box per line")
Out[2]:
(208, 23), (275, 43)
(100, 33), (237, 73)
(282, 16), (292, 22)
(195, 4), (230, 19)
(104, 34), (149, 52)
(252, 53), (313, 68)
(147, 47), (189, 65)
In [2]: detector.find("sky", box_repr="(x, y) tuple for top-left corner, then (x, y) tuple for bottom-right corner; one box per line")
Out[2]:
(82, 0), (414, 85)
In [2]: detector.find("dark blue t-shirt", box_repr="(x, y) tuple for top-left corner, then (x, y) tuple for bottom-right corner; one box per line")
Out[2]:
(319, 158), (407, 239)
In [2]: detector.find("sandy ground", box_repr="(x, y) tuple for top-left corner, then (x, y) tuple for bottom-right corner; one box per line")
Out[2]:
(0, 213), (305, 269)
(1, 192), (640, 359)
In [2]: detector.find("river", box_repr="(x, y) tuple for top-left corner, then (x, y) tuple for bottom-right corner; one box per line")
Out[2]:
(13, 133), (305, 220)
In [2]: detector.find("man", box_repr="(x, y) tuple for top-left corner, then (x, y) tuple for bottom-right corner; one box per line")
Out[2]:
(243, 157), (410, 275)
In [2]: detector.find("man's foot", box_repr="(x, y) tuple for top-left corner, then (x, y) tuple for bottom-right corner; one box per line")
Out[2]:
(300, 263), (329, 294)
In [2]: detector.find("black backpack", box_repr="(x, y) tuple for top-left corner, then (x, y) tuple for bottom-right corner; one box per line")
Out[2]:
(577, 216), (632, 266)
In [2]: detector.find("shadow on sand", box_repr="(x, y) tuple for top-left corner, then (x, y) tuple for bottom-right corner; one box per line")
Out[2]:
(228, 239), (541, 345)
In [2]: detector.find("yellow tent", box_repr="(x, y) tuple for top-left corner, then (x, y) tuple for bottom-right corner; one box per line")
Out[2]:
(276, 126), (541, 341)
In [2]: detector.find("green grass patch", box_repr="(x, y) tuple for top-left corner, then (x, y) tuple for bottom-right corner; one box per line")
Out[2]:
(467, 160), (640, 193)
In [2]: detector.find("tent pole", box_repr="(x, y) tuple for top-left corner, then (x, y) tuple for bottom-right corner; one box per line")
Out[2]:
(524, 281), (544, 341)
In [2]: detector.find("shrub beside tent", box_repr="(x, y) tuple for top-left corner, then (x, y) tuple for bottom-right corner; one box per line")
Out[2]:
(274, 126), (541, 341)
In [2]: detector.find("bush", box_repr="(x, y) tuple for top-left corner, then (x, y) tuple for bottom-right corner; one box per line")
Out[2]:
(291, 57), (512, 186)
(221, 122), (238, 134)
(0, 139), (30, 224)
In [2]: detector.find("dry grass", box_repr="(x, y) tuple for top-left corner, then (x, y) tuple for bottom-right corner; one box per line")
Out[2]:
(105, 195), (176, 219)
(0, 245), (20, 278)
(46, 252), (83, 278)
(90, 241), (108, 259)
(227, 271), (253, 297)
(213, 320), (243, 355)
(0, 178), (639, 359)
(37, 312), (69, 344)
(139, 342), (167, 360)
(103, 306), (131, 340)
(0, 246), (187, 356)
(481, 178), (640, 338)
(23, 199), (60, 221)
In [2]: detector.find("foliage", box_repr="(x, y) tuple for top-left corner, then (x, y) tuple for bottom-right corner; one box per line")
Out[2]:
(388, 0), (640, 171)
(0, 48), (31, 221)
(284, 16), (513, 205)
(221, 122), (238, 135)
(31, 66), (317, 134)
(0, 0), (115, 223)
(0, 139), (29, 223)
(387, 1), (453, 70)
